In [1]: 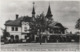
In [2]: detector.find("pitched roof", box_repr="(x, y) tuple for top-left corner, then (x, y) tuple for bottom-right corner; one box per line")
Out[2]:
(5, 16), (32, 26)
(48, 21), (67, 29)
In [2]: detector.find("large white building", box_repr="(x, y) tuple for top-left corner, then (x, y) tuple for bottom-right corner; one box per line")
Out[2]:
(5, 16), (32, 40)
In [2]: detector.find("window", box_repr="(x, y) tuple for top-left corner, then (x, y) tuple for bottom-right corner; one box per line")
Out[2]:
(10, 35), (14, 39)
(24, 27), (27, 32)
(15, 35), (19, 39)
(12, 27), (14, 31)
(15, 27), (18, 31)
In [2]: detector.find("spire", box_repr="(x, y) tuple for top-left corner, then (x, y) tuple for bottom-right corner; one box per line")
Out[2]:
(32, 2), (35, 21)
(46, 3), (53, 18)
(32, 2), (35, 15)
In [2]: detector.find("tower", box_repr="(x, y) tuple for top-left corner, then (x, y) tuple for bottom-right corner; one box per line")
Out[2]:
(46, 4), (53, 20)
(32, 2), (35, 20)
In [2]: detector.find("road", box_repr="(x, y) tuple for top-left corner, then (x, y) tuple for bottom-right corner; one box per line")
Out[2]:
(1, 43), (80, 51)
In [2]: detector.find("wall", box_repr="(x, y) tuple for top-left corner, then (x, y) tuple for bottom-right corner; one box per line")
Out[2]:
(5, 21), (31, 39)
(6, 26), (22, 39)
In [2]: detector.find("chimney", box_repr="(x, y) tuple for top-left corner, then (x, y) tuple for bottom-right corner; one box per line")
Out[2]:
(16, 14), (19, 19)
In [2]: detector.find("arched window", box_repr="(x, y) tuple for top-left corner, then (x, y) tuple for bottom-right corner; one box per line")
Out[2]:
(15, 35), (19, 40)
(10, 35), (14, 39)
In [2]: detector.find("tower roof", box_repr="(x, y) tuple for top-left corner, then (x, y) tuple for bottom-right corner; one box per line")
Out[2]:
(46, 4), (53, 18)
(32, 2), (35, 14)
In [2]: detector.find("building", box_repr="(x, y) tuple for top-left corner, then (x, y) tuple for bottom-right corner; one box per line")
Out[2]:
(4, 2), (67, 43)
(46, 4), (67, 35)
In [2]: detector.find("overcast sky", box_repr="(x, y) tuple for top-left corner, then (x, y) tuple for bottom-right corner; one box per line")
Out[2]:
(0, 0), (80, 35)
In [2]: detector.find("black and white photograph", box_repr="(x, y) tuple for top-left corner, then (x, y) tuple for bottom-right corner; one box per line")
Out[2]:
(0, 0), (80, 51)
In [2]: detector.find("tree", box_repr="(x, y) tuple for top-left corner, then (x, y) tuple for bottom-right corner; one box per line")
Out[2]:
(30, 13), (48, 45)
(75, 18), (80, 31)
(30, 12), (54, 45)
(3, 29), (10, 43)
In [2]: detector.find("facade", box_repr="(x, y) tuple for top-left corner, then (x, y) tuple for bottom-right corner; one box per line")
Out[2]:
(4, 2), (67, 43)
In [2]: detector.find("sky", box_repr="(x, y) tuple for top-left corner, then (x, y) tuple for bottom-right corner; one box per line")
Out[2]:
(0, 0), (80, 35)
